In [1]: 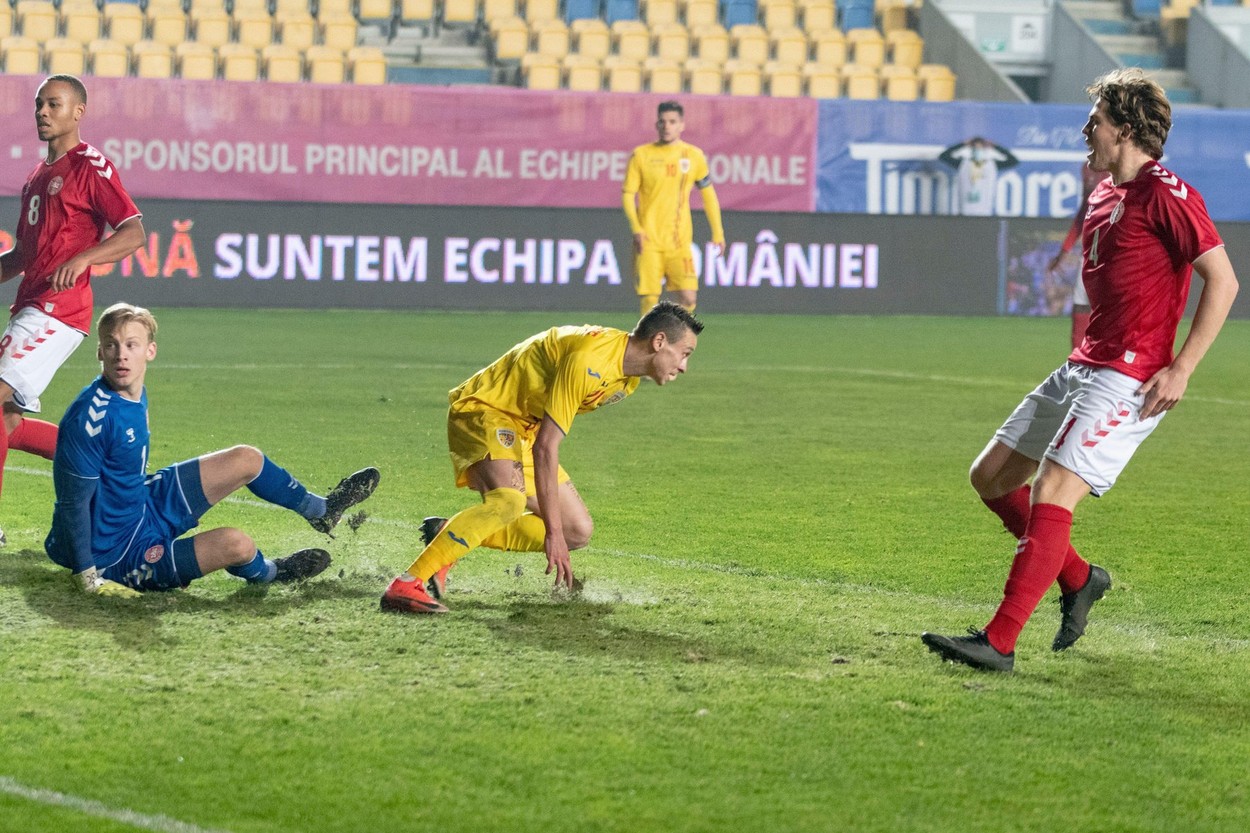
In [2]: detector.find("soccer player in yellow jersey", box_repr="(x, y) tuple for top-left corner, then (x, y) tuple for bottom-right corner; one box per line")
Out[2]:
(380, 301), (704, 615)
(622, 101), (725, 316)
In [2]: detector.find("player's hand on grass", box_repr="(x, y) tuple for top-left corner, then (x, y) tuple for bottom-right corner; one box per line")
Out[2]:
(544, 535), (574, 590)
(74, 567), (141, 598)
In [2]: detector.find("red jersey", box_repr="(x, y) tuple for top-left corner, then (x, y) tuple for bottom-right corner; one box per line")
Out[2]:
(1070, 160), (1222, 382)
(12, 142), (141, 331)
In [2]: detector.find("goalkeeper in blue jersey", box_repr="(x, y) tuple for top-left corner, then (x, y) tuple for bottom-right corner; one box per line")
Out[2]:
(45, 302), (380, 596)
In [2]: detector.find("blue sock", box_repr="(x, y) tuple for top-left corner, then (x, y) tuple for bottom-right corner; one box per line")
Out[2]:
(227, 551), (277, 583)
(247, 456), (323, 518)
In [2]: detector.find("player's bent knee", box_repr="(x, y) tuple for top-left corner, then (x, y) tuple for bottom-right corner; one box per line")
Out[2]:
(220, 528), (259, 564)
(565, 518), (593, 551)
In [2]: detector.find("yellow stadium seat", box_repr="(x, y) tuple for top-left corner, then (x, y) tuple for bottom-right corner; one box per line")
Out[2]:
(887, 29), (923, 69)
(489, 16), (529, 60)
(61, 2), (104, 45)
(306, 45), (346, 83)
(16, 1), (58, 42)
(188, 0), (227, 12)
(232, 0), (269, 13)
(765, 59), (801, 96)
(809, 28), (845, 66)
(603, 55), (643, 92)
(318, 0), (353, 16)
(235, 10), (275, 49)
(842, 63), (879, 99)
(532, 19), (570, 59)
(397, 0), (435, 31)
(441, 0), (477, 28)
(730, 23), (768, 64)
(219, 43), (260, 81)
(133, 40), (174, 78)
(1, 36), (41, 75)
(611, 20), (650, 61)
(0, 5), (13, 38)
(643, 0), (679, 26)
(803, 61), (840, 97)
(684, 57), (722, 95)
(572, 18), (611, 60)
(643, 56), (682, 93)
(798, 0), (834, 32)
(760, 0), (795, 31)
(918, 62), (956, 101)
(481, 0), (517, 24)
(771, 26), (807, 65)
(878, 0), (909, 34)
(192, 9), (232, 48)
(846, 27), (884, 69)
(263, 43), (304, 81)
(525, 0), (560, 23)
(562, 53), (602, 90)
(683, 0), (718, 27)
(652, 21), (689, 61)
(322, 14), (360, 50)
(277, 12), (318, 48)
(724, 58), (762, 96)
(176, 41), (217, 79)
(104, 2), (146, 46)
(521, 52), (561, 89)
(148, 9), (190, 47)
(272, 0), (312, 15)
(349, 45), (387, 83)
(691, 23), (729, 62)
(358, 0), (396, 21)
(880, 63), (917, 99)
(45, 38), (87, 75)
(88, 38), (131, 76)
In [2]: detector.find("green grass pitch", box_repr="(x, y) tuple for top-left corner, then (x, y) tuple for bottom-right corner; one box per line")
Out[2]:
(1, 309), (1247, 833)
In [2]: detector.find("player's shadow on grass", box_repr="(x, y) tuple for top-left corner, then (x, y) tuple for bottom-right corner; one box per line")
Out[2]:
(0, 548), (337, 651)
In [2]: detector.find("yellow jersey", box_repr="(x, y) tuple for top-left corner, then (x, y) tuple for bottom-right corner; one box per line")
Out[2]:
(622, 140), (724, 251)
(449, 326), (640, 436)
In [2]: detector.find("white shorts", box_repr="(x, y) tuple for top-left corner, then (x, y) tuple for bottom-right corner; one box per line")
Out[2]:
(1072, 274), (1089, 307)
(993, 361), (1163, 497)
(0, 307), (87, 413)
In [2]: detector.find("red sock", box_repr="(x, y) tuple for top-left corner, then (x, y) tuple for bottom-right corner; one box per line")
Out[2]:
(983, 485), (1090, 594)
(984, 503), (1073, 654)
(1071, 311), (1091, 349)
(8, 417), (57, 459)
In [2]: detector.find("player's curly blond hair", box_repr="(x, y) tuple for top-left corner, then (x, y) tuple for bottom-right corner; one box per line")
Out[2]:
(97, 302), (157, 343)
(1086, 68), (1171, 160)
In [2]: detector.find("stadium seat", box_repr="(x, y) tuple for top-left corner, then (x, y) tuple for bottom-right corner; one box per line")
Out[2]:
(133, 40), (174, 78)
(232, 0), (269, 14)
(0, 6), (12, 39)
(839, 0), (873, 30)
(104, 2), (146, 46)
(565, 0), (601, 22)
(809, 28), (846, 66)
(643, 55), (681, 92)
(306, 45), (346, 82)
(803, 60), (841, 97)
(322, 14), (360, 49)
(61, 2), (105, 45)
(798, 0), (834, 32)
(918, 62), (955, 100)
(723, 58), (762, 95)
(276, 12), (318, 48)
(525, 0), (560, 23)
(272, 0), (313, 15)
(45, 38), (88, 75)
(489, 16), (529, 60)
(17, 1), (59, 42)
(219, 43), (260, 81)
(652, 21), (689, 61)
(760, 0), (796, 31)
(88, 38), (131, 76)
(642, 0), (679, 26)
(235, 10), (275, 49)
(764, 59), (801, 96)
(176, 40), (217, 79)
(479, 0), (515, 23)
(842, 63), (879, 99)
(880, 63), (917, 100)
(684, 56), (722, 95)
(318, 0), (353, 16)
(604, 0), (639, 24)
(691, 23), (729, 62)
(191, 8), (233, 48)
(600, 55), (640, 91)
(730, 23), (768, 64)
(770, 26), (807, 65)
(683, 0), (718, 27)
(878, 0), (909, 34)
(533, 19), (571, 58)
(572, 17), (611, 59)
(188, 0), (227, 12)
(611, 19), (651, 60)
(521, 52), (561, 88)
(562, 53), (603, 90)
(846, 27), (884, 69)
(358, 0), (396, 23)
(1, 36), (41, 75)
(148, 9), (190, 47)
(263, 43), (304, 81)
(349, 45), (388, 83)
(721, 0), (757, 28)
(887, 28), (923, 68)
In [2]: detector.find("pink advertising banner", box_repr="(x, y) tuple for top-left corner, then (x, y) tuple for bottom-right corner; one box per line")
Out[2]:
(0, 76), (816, 211)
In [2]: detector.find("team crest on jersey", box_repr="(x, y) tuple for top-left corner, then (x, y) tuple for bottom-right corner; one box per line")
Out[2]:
(495, 428), (516, 449)
(600, 391), (628, 407)
(47, 176), (63, 196)
(144, 545), (165, 564)
(679, 158), (691, 173)
(1109, 201), (1125, 225)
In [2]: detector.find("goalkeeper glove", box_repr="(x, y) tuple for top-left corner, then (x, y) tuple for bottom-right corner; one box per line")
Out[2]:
(74, 566), (141, 598)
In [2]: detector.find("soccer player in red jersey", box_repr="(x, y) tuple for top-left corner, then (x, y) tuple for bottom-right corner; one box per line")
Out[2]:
(0, 75), (144, 543)
(922, 69), (1240, 671)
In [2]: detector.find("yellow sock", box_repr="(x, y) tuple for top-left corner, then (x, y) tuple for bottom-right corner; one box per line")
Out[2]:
(640, 294), (660, 315)
(482, 512), (547, 552)
(406, 488), (525, 581)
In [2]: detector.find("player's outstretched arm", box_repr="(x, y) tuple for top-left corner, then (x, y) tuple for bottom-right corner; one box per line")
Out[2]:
(532, 416), (573, 589)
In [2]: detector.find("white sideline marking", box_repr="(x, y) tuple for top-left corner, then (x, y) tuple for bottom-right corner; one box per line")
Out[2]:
(0, 776), (233, 833)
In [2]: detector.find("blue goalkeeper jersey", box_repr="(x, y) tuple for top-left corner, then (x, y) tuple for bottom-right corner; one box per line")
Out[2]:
(46, 376), (150, 573)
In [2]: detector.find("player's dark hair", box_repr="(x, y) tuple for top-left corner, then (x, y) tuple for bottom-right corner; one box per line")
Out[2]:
(657, 101), (683, 119)
(1087, 68), (1170, 159)
(635, 300), (703, 342)
(98, 303), (157, 343)
(44, 74), (87, 105)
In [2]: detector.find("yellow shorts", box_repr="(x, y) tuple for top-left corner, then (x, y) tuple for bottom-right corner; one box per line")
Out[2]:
(447, 403), (569, 493)
(635, 244), (697, 296)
